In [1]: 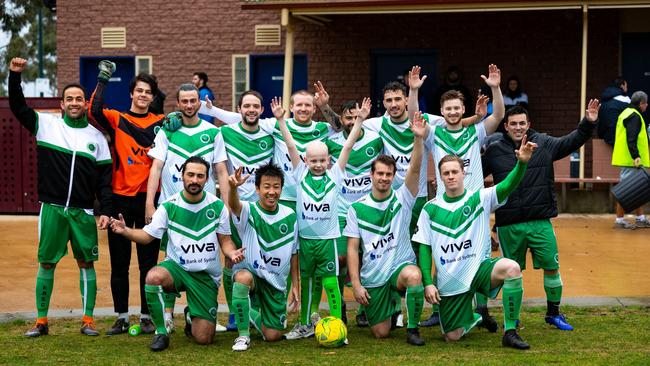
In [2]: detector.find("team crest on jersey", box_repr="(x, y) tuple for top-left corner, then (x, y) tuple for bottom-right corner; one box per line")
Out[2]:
(259, 140), (269, 150)
(200, 134), (211, 143)
(206, 209), (216, 219)
(365, 147), (375, 156)
(154, 126), (161, 135)
(462, 205), (472, 216)
(326, 262), (335, 271)
(209, 307), (218, 319)
(312, 129), (321, 137)
(92, 245), (99, 256)
(87, 143), (96, 152)
(279, 223), (288, 234)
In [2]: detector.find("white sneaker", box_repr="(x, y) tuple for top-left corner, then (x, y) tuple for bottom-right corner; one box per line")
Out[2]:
(165, 318), (175, 334)
(215, 322), (227, 333)
(284, 322), (314, 340)
(232, 335), (251, 351)
(310, 312), (321, 326)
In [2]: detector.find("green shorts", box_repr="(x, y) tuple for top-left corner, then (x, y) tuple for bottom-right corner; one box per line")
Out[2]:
(497, 219), (559, 271)
(439, 258), (501, 334)
(336, 216), (347, 257)
(158, 260), (218, 323)
(38, 203), (99, 264)
(365, 262), (410, 326)
(249, 272), (287, 330)
(299, 237), (338, 277)
(410, 196), (427, 253)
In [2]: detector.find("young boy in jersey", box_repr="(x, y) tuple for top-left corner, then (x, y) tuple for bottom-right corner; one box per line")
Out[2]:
(413, 136), (537, 350)
(227, 163), (301, 351)
(277, 96), (370, 339)
(109, 156), (244, 351)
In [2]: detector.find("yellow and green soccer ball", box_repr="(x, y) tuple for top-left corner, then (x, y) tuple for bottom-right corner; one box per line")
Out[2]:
(314, 316), (347, 347)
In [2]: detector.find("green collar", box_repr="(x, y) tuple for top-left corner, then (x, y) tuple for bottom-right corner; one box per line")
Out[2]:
(443, 189), (466, 203)
(63, 114), (89, 128)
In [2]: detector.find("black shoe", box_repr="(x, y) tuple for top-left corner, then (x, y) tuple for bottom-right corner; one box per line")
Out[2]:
(419, 312), (440, 327)
(24, 322), (49, 337)
(140, 318), (155, 334)
(150, 334), (169, 352)
(390, 311), (403, 330)
(106, 318), (129, 335)
(406, 328), (425, 346)
(341, 302), (348, 326)
(183, 306), (192, 338)
(502, 329), (530, 350)
(356, 312), (369, 327)
(476, 306), (498, 333)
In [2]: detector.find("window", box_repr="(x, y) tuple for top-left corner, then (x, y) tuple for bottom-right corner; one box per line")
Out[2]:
(232, 55), (249, 111)
(136, 56), (152, 75)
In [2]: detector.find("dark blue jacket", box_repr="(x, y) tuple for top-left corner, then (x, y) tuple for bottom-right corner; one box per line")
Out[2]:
(598, 86), (629, 145)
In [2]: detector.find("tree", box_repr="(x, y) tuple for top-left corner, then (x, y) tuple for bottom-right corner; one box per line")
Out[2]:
(0, 1), (56, 96)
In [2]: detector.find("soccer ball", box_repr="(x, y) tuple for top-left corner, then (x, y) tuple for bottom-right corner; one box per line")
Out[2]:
(314, 316), (347, 347)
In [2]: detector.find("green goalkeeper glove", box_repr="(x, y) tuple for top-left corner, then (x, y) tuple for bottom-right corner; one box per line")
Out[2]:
(97, 60), (116, 82)
(162, 111), (183, 132)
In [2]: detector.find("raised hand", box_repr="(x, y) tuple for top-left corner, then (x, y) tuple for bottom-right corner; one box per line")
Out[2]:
(410, 110), (428, 139)
(97, 60), (116, 82)
(313, 81), (330, 108)
(9, 57), (27, 73)
(109, 213), (127, 234)
(357, 97), (371, 121)
(475, 93), (490, 119)
(585, 98), (601, 123)
(205, 95), (213, 109)
(480, 64), (501, 89)
(162, 111), (183, 131)
(228, 167), (250, 188)
(515, 134), (538, 163)
(271, 96), (285, 120)
(408, 65), (427, 90)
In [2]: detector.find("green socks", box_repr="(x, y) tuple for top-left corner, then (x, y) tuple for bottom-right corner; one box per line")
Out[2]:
(475, 293), (488, 307)
(544, 272), (563, 316)
(322, 276), (342, 319)
(223, 267), (234, 317)
(310, 276), (323, 319)
(405, 285), (424, 329)
(36, 266), (55, 318)
(232, 282), (251, 337)
(145, 284), (168, 334)
(502, 276), (523, 331)
(79, 268), (96, 317)
(300, 275), (312, 325)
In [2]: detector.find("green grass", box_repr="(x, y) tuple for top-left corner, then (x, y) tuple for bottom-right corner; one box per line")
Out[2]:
(1, 307), (649, 365)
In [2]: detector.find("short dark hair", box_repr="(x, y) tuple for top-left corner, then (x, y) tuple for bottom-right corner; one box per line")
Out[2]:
(340, 100), (357, 114)
(371, 154), (397, 174)
(193, 72), (208, 85)
(176, 83), (199, 101)
(62, 83), (87, 100)
(440, 90), (464, 106)
(614, 77), (627, 89)
(129, 73), (158, 96)
(255, 163), (284, 188)
(181, 156), (210, 175)
(504, 105), (530, 123)
(437, 154), (464, 173)
(238, 90), (264, 107)
(382, 81), (408, 99)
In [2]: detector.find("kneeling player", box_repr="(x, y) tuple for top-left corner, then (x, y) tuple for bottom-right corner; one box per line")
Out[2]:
(228, 163), (300, 351)
(413, 137), (537, 350)
(110, 156), (244, 351)
(344, 112), (429, 345)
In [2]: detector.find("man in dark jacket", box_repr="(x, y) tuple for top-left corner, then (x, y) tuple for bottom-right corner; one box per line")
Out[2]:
(598, 78), (630, 145)
(482, 101), (600, 331)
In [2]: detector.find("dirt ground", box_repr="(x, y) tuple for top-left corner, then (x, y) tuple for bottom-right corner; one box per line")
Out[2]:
(0, 214), (648, 313)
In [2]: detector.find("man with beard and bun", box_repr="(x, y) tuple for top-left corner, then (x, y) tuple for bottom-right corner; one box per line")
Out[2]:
(145, 83), (230, 332)
(110, 156), (244, 351)
(9, 57), (112, 337)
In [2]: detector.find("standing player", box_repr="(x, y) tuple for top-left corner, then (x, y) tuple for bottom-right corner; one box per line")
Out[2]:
(228, 163), (300, 351)
(345, 112), (429, 345)
(89, 61), (165, 335)
(110, 156), (244, 351)
(482, 100), (601, 331)
(413, 138), (536, 349)
(408, 64), (504, 330)
(145, 83), (230, 332)
(9, 57), (112, 337)
(280, 96), (368, 339)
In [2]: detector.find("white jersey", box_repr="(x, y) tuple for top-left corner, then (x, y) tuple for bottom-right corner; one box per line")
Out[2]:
(412, 187), (502, 296)
(148, 121), (227, 204)
(343, 186), (417, 288)
(220, 122), (274, 201)
(326, 129), (384, 218)
(429, 122), (487, 195)
(294, 162), (344, 239)
(364, 114), (443, 197)
(232, 202), (298, 292)
(143, 191), (230, 286)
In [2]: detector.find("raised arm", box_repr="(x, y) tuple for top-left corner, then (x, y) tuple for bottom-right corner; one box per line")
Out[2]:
(336, 97), (370, 171)
(407, 65), (427, 123)
(549, 99), (600, 161)
(273, 96), (301, 169)
(227, 167), (250, 218)
(8, 58), (37, 134)
(495, 134), (537, 203)
(480, 64), (504, 135)
(198, 97), (241, 125)
(404, 111), (427, 196)
(314, 81), (342, 131)
(89, 60), (116, 132)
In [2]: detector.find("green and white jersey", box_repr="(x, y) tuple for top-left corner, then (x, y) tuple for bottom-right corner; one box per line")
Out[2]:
(326, 129), (384, 218)
(293, 162), (344, 239)
(143, 191), (230, 286)
(343, 186), (417, 288)
(232, 201), (298, 292)
(149, 121), (227, 204)
(364, 115), (443, 198)
(429, 122), (487, 195)
(412, 187), (502, 296)
(221, 122), (274, 201)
